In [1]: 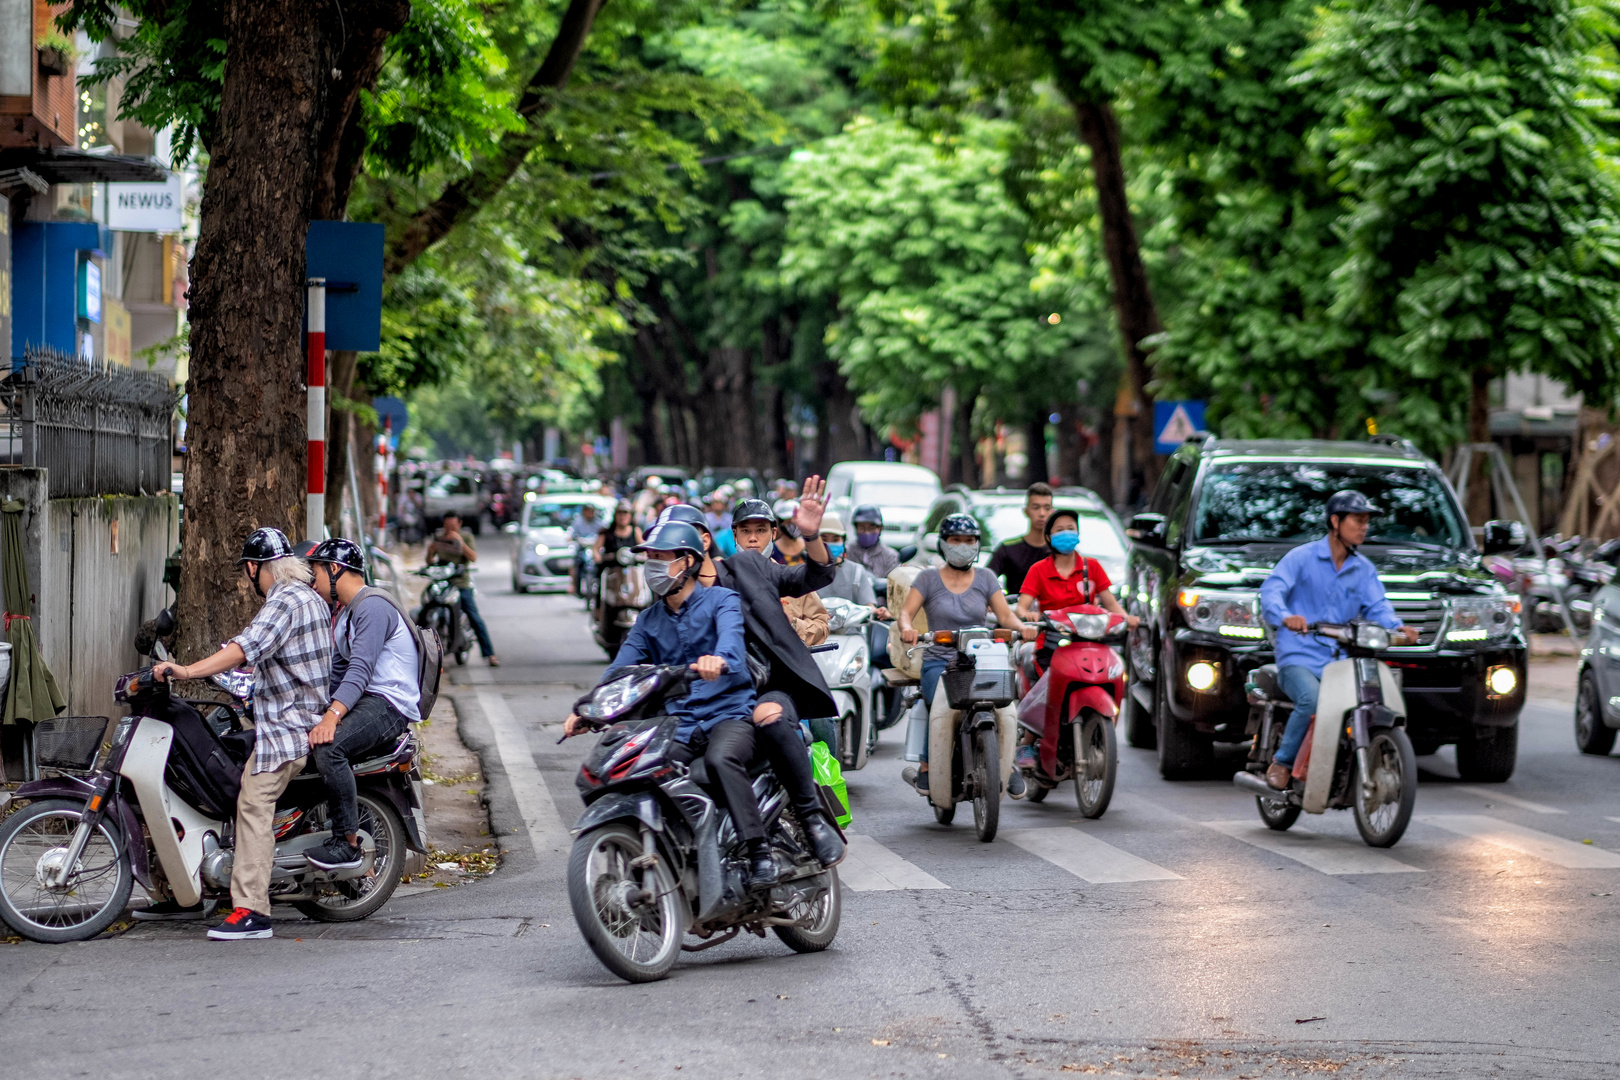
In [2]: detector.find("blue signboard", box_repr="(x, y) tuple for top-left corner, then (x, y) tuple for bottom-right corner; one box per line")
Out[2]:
(1153, 400), (1206, 454)
(372, 395), (409, 441)
(305, 221), (384, 352)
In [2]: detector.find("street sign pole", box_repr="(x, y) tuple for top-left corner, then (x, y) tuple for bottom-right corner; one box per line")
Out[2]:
(377, 418), (391, 547)
(306, 277), (326, 541)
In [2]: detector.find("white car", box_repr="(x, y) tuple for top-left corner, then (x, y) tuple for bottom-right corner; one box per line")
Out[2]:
(511, 493), (618, 593)
(824, 461), (942, 551)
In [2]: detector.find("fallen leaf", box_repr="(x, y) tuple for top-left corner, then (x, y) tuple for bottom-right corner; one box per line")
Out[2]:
(1584, 839), (1594, 844)
(778, 994), (789, 1000)
(1295, 1016), (1327, 1024)
(436, 862), (461, 871)
(871, 1039), (891, 1047)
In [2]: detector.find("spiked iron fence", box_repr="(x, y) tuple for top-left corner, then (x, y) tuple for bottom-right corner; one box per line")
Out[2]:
(1, 347), (178, 497)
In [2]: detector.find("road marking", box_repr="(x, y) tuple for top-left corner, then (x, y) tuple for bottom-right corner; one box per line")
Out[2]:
(1452, 786), (1566, 815)
(839, 835), (949, 891)
(1002, 827), (1182, 884)
(1419, 815), (1620, 869)
(1201, 820), (1422, 875)
(476, 689), (572, 860)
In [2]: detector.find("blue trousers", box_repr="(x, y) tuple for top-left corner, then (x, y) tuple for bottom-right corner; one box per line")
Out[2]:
(1275, 665), (1321, 766)
(458, 587), (495, 658)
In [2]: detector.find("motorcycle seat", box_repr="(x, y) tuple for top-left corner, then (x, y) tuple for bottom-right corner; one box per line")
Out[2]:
(881, 668), (919, 687)
(686, 756), (775, 789)
(1250, 664), (1292, 706)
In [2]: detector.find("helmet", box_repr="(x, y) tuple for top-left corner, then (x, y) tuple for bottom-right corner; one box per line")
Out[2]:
(1325, 489), (1380, 523)
(239, 527), (295, 565)
(851, 504), (883, 527)
(819, 511), (847, 537)
(645, 475), (662, 489)
(310, 538), (365, 573)
(734, 478), (755, 497)
(634, 521), (706, 560)
(615, 499), (633, 515)
(658, 503), (710, 535)
(937, 513), (982, 550)
(772, 498), (798, 521)
(733, 498), (775, 526)
(1043, 507), (1081, 540)
(293, 540), (319, 558)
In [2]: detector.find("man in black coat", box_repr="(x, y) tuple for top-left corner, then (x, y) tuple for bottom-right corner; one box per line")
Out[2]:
(662, 489), (845, 868)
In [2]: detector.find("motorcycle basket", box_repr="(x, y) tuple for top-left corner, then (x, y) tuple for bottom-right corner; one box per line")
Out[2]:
(943, 664), (1019, 710)
(34, 715), (111, 772)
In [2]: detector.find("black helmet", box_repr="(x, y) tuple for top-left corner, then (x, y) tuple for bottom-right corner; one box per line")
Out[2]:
(238, 527), (295, 565)
(937, 512), (982, 553)
(658, 503), (710, 535)
(310, 538), (365, 572)
(1043, 507), (1081, 540)
(1325, 489), (1380, 523)
(293, 540), (319, 558)
(634, 521), (706, 560)
(732, 498), (775, 527)
(852, 504), (883, 527)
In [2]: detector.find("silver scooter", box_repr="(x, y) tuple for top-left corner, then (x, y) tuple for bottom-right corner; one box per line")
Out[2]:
(813, 598), (876, 770)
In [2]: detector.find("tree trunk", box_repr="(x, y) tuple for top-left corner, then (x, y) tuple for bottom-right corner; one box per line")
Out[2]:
(355, 414), (380, 536)
(957, 389), (978, 488)
(706, 345), (756, 466)
(1466, 367), (1493, 525)
(1025, 411), (1050, 485)
(1068, 98), (1163, 503)
(324, 349), (359, 534)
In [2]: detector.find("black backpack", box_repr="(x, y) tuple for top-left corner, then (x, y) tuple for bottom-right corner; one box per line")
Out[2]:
(345, 587), (442, 717)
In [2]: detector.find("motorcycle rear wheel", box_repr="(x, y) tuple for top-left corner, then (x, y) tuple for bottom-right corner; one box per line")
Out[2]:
(1354, 728), (1417, 848)
(567, 823), (682, 983)
(295, 794), (405, 922)
(773, 869), (841, 953)
(971, 721), (1000, 843)
(1025, 782), (1049, 803)
(0, 798), (132, 943)
(1073, 713), (1117, 819)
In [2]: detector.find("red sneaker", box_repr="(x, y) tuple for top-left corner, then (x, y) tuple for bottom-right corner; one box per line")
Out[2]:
(207, 906), (273, 940)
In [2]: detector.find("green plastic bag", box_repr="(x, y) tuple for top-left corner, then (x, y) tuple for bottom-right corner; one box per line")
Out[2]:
(810, 741), (851, 828)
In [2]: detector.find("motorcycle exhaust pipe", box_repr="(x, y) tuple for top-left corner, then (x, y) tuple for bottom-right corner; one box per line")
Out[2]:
(1233, 770), (1284, 799)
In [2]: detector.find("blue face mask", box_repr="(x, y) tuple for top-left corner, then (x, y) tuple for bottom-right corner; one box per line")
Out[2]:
(1050, 530), (1080, 554)
(827, 542), (846, 559)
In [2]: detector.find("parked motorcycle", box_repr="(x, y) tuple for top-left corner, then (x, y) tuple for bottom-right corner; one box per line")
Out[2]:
(1235, 620), (1417, 847)
(414, 564), (473, 666)
(1015, 604), (1124, 818)
(566, 664), (841, 983)
(813, 598), (875, 770)
(594, 546), (650, 658)
(0, 669), (422, 943)
(907, 628), (1020, 842)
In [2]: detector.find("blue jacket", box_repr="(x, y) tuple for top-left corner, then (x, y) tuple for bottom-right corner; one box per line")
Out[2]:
(1259, 537), (1401, 675)
(603, 582), (754, 743)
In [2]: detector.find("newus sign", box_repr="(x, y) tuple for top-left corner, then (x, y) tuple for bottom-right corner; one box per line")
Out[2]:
(107, 176), (183, 233)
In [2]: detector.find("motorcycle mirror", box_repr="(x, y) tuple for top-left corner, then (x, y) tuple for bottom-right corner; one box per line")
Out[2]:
(503, 522), (519, 534)
(154, 606), (177, 637)
(1481, 519), (1526, 556)
(1127, 512), (1168, 547)
(897, 544), (918, 564)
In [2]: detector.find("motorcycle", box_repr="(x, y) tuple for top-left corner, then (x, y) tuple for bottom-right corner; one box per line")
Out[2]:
(1014, 604), (1124, 818)
(566, 664), (841, 983)
(0, 669), (423, 943)
(414, 564), (473, 666)
(578, 547), (601, 612)
(594, 546), (650, 658)
(1235, 620), (1418, 847)
(812, 598), (875, 770)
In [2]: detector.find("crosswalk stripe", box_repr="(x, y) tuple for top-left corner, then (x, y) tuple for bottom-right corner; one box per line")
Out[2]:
(1419, 815), (1620, 869)
(1201, 820), (1422, 875)
(1451, 786), (1566, 815)
(840, 835), (949, 891)
(1002, 827), (1182, 883)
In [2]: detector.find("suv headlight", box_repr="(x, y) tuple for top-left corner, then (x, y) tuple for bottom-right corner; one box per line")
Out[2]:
(1178, 590), (1265, 639)
(1446, 596), (1518, 642)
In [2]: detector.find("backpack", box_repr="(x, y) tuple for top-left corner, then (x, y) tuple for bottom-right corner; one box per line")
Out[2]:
(346, 586), (442, 718)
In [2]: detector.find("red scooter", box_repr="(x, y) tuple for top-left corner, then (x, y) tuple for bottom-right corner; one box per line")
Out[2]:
(1015, 604), (1125, 817)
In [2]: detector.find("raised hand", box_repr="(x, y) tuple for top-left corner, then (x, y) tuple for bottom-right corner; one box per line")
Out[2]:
(794, 475), (827, 536)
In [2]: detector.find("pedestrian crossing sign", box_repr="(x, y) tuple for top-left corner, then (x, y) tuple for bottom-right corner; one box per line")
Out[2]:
(1153, 400), (1206, 454)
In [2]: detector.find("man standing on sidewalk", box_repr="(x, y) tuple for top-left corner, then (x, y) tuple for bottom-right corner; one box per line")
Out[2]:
(427, 511), (499, 667)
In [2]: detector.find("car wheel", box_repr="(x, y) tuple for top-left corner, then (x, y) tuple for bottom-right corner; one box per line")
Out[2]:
(1576, 671), (1617, 756)
(1455, 723), (1518, 783)
(1155, 678), (1213, 781)
(1123, 681), (1156, 750)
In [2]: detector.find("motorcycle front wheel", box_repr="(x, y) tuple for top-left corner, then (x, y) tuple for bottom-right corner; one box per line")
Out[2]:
(773, 869), (841, 953)
(0, 798), (132, 943)
(1354, 727), (1417, 848)
(567, 823), (683, 983)
(970, 721), (1000, 843)
(1073, 713), (1117, 819)
(1256, 796), (1301, 831)
(294, 793), (405, 922)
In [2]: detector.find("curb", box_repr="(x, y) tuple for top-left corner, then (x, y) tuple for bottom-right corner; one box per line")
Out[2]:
(447, 690), (538, 874)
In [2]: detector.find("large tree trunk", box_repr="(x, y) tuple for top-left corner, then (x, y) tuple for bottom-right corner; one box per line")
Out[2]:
(956, 388), (978, 487)
(1025, 411), (1050, 485)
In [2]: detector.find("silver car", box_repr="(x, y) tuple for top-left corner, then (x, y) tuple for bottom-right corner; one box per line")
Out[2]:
(511, 493), (618, 593)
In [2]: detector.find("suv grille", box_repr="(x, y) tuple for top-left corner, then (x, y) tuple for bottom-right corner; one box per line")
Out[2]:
(1388, 593), (1444, 646)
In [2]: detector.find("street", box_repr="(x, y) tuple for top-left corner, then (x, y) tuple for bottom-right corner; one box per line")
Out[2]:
(3, 546), (1619, 1079)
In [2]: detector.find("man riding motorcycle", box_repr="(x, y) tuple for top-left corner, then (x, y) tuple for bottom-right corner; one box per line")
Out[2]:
(1257, 490), (1421, 790)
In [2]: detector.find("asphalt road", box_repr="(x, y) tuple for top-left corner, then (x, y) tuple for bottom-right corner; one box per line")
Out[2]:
(3, 547), (1620, 1079)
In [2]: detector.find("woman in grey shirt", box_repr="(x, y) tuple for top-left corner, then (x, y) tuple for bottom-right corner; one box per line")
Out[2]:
(897, 514), (1033, 794)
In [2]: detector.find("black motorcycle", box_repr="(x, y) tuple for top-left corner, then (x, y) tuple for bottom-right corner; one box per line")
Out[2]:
(566, 665), (842, 983)
(414, 565), (472, 666)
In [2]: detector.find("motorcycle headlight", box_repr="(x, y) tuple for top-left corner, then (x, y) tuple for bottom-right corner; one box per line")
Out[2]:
(1068, 612), (1110, 640)
(1446, 596), (1518, 642)
(838, 654), (865, 685)
(1355, 624), (1391, 651)
(1177, 590), (1264, 639)
(578, 671), (660, 720)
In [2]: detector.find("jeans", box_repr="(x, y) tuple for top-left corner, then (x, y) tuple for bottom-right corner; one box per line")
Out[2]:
(917, 658), (948, 764)
(458, 587), (495, 657)
(671, 718), (765, 843)
(313, 693), (413, 839)
(1275, 665), (1322, 766)
(755, 691), (827, 822)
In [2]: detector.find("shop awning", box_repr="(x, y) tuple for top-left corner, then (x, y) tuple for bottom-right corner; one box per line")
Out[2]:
(0, 148), (170, 185)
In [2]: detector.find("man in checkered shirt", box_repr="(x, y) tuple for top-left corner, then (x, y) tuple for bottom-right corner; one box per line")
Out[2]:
(152, 527), (333, 940)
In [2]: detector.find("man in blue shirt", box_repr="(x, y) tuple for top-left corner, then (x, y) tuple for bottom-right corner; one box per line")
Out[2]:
(564, 520), (779, 886)
(1258, 491), (1419, 790)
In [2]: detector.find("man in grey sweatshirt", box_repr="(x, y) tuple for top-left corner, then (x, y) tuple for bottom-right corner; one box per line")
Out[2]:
(304, 538), (423, 871)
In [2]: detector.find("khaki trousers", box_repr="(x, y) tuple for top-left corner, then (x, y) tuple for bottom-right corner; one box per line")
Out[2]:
(232, 756), (305, 915)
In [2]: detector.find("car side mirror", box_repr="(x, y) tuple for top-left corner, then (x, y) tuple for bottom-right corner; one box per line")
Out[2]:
(1127, 512), (1168, 547)
(503, 521), (519, 534)
(1481, 519), (1526, 555)
(896, 544), (919, 564)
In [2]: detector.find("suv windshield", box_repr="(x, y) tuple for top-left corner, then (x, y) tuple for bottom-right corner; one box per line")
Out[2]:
(1192, 462), (1470, 548)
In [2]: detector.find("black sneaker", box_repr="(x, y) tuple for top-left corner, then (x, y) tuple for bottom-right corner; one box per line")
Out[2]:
(131, 898), (215, 921)
(207, 907), (273, 940)
(305, 836), (363, 871)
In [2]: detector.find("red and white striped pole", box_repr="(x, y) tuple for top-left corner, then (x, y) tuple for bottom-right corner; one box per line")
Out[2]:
(306, 277), (327, 541)
(376, 418), (390, 546)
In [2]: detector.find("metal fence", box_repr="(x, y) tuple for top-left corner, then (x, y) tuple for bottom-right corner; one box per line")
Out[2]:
(0, 347), (178, 498)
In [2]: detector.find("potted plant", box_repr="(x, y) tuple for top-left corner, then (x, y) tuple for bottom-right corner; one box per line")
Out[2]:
(36, 31), (75, 77)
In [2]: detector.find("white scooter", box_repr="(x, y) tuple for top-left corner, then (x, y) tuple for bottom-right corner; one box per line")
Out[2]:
(813, 598), (876, 770)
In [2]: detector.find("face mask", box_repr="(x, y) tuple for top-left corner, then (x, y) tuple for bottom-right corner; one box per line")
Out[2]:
(826, 543), (846, 560)
(1050, 530), (1080, 554)
(856, 531), (880, 549)
(942, 542), (979, 569)
(644, 557), (690, 598)
(778, 521), (801, 540)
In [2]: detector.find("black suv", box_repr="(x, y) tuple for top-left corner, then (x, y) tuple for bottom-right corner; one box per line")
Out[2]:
(1122, 437), (1526, 782)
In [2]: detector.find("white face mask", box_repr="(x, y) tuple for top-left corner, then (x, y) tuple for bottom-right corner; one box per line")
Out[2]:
(942, 541), (979, 569)
(644, 556), (691, 597)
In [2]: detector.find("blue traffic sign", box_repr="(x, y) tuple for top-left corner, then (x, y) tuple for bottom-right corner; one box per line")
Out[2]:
(306, 221), (384, 352)
(1153, 400), (1206, 454)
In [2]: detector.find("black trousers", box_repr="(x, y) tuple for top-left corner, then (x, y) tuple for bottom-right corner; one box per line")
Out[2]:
(754, 691), (823, 823)
(313, 693), (412, 839)
(672, 718), (765, 843)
